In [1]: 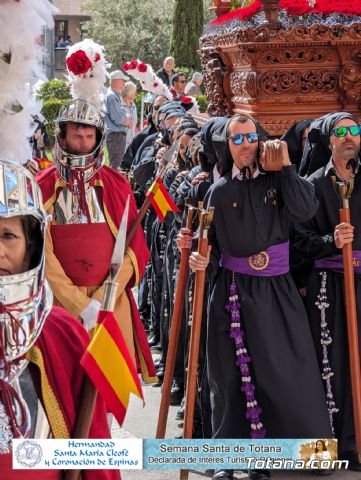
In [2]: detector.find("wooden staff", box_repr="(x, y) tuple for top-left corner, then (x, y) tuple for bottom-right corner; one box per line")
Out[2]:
(332, 175), (361, 461)
(180, 206), (214, 480)
(156, 204), (197, 438)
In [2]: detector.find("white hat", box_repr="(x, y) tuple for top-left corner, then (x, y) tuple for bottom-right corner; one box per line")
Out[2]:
(110, 70), (129, 81)
(192, 72), (203, 82)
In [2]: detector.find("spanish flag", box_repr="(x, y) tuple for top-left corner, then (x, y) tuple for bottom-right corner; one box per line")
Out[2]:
(146, 177), (179, 221)
(80, 310), (143, 426)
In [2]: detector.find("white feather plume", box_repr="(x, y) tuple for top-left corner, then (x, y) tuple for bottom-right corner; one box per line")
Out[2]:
(66, 39), (108, 109)
(0, 0), (56, 164)
(122, 59), (173, 100)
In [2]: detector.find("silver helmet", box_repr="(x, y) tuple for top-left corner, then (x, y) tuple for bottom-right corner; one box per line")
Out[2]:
(54, 99), (106, 184)
(0, 158), (52, 383)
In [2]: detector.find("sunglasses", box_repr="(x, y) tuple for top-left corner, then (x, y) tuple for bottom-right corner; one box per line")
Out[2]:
(228, 132), (259, 145)
(331, 125), (361, 137)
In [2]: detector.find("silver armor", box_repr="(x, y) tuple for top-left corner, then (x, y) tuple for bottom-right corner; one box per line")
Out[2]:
(54, 185), (106, 224)
(54, 99), (106, 185)
(0, 158), (53, 447)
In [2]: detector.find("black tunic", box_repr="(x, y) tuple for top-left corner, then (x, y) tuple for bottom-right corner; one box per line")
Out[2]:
(205, 165), (332, 439)
(293, 166), (361, 453)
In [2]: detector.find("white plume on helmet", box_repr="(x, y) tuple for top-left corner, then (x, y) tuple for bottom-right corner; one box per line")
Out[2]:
(0, 0), (57, 164)
(122, 59), (173, 100)
(66, 38), (108, 109)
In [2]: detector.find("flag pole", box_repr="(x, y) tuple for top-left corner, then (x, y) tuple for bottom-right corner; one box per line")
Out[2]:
(156, 204), (198, 438)
(64, 198), (130, 480)
(332, 175), (361, 462)
(125, 139), (180, 250)
(180, 206), (214, 480)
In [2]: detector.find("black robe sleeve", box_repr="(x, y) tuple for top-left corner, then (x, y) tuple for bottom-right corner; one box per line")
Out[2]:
(278, 165), (319, 224)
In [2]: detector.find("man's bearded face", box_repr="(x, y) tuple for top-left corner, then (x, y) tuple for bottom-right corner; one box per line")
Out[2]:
(329, 119), (361, 162)
(61, 122), (97, 155)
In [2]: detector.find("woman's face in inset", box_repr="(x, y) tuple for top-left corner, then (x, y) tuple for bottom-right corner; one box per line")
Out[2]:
(0, 216), (29, 276)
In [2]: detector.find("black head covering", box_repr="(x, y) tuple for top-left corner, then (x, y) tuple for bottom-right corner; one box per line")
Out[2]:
(198, 116), (230, 173)
(211, 114), (269, 175)
(281, 119), (313, 173)
(299, 112), (360, 177)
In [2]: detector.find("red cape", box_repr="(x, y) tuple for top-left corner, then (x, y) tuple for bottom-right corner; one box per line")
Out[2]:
(27, 306), (120, 480)
(36, 165), (156, 381)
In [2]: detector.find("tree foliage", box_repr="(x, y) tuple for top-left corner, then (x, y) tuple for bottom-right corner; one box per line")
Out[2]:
(170, 0), (204, 70)
(81, 0), (174, 70)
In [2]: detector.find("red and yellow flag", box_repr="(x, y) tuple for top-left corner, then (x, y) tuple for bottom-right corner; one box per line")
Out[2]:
(80, 310), (143, 426)
(146, 177), (179, 221)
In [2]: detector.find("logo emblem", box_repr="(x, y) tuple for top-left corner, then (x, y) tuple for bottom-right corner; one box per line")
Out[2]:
(15, 440), (43, 468)
(249, 251), (270, 271)
(353, 257), (360, 268)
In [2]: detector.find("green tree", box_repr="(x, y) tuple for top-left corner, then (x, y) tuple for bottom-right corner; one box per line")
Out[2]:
(170, 0), (204, 70)
(82, 0), (174, 69)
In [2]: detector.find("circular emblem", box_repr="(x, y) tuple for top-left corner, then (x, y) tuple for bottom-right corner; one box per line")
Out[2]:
(249, 251), (270, 271)
(15, 440), (43, 468)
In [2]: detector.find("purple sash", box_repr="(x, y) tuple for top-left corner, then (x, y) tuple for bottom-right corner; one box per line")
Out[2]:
(220, 242), (289, 277)
(315, 251), (361, 274)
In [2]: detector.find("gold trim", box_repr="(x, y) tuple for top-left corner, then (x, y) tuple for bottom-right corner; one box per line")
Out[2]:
(134, 335), (159, 385)
(27, 346), (70, 438)
(248, 251), (270, 271)
(44, 179), (66, 212)
(127, 247), (140, 286)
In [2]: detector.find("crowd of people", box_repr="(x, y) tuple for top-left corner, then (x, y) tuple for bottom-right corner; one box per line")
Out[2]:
(1, 18), (360, 480)
(121, 95), (361, 480)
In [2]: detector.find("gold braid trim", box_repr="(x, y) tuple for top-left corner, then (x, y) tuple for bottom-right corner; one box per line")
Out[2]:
(26, 346), (70, 438)
(44, 179), (66, 212)
(134, 335), (159, 385)
(127, 247), (140, 286)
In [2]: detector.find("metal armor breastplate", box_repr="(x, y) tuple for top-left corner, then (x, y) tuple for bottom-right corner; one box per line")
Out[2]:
(54, 185), (106, 224)
(0, 366), (51, 453)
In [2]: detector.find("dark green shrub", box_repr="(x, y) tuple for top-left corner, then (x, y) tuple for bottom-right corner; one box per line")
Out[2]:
(36, 79), (71, 103)
(41, 98), (69, 144)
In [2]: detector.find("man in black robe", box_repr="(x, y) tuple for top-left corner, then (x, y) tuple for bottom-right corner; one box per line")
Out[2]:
(188, 114), (332, 480)
(293, 112), (361, 471)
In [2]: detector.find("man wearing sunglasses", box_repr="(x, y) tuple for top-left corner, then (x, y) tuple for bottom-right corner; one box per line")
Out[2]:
(294, 112), (361, 471)
(171, 72), (187, 99)
(186, 114), (332, 480)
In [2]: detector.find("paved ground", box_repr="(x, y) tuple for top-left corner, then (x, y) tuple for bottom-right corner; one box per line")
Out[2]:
(111, 354), (360, 480)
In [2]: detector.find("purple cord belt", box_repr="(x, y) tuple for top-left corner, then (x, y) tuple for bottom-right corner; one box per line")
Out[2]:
(220, 241), (290, 277)
(315, 251), (361, 274)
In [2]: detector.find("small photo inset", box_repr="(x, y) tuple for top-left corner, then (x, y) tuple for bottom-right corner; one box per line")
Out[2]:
(299, 439), (338, 470)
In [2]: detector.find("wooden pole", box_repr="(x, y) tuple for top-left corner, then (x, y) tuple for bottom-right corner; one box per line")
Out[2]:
(332, 175), (361, 462)
(340, 205), (361, 461)
(180, 207), (214, 480)
(156, 206), (197, 438)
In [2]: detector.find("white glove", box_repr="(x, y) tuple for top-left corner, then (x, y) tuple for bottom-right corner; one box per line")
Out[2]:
(80, 299), (101, 331)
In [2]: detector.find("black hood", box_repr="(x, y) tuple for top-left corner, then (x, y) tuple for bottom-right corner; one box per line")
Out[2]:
(299, 112), (360, 177)
(281, 119), (313, 173)
(198, 116), (230, 173)
(211, 114), (269, 175)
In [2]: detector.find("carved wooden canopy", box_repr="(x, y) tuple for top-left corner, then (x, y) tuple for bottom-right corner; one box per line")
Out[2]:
(201, 1), (361, 136)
